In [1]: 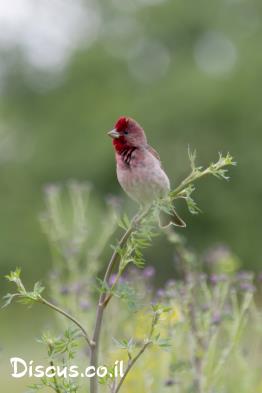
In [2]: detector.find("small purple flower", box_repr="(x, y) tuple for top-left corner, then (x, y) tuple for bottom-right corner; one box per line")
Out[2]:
(60, 286), (70, 296)
(239, 282), (256, 293)
(212, 311), (221, 325)
(71, 281), (85, 295)
(210, 273), (228, 285)
(156, 288), (165, 298)
(204, 244), (231, 265)
(143, 266), (155, 278)
(109, 274), (118, 286)
(109, 274), (124, 286)
(236, 271), (254, 282)
(79, 299), (90, 311)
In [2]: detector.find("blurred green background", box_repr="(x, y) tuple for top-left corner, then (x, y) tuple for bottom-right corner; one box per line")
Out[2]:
(0, 0), (262, 390)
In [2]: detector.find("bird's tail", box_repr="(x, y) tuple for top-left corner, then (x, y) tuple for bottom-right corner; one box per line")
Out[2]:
(159, 207), (186, 228)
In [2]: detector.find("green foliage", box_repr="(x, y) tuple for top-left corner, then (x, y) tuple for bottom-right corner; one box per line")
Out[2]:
(27, 329), (81, 392)
(112, 282), (140, 312)
(3, 269), (45, 308)
(4, 150), (260, 393)
(39, 328), (80, 361)
(114, 209), (159, 274)
(181, 184), (202, 215)
(0, 0), (261, 280)
(40, 181), (118, 275)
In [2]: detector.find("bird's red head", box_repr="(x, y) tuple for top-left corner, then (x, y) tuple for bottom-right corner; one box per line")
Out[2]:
(115, 116), (129, 133)
(108, 116), (147, 153)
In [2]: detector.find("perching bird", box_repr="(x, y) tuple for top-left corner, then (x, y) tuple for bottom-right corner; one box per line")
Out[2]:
(107, 116), (185, 227)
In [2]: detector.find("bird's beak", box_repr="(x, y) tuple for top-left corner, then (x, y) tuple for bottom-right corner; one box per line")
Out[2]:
(107, 129), (120, 139)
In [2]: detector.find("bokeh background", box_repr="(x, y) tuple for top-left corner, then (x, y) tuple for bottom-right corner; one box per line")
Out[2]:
(0, 0), (261, 391)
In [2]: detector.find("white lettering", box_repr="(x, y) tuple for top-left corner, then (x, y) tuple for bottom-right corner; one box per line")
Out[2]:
(10, 357), (28, 378)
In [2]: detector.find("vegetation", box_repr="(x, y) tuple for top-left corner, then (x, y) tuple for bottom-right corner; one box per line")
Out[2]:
(5, 152), (261, 393)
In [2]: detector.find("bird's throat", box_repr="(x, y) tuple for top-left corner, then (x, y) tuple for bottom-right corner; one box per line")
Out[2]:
(113, 139), (137, 166)
(112, 136), (128, 153)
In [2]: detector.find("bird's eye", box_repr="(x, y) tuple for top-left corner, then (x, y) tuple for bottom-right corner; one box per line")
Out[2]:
(124, 130), (128, 135)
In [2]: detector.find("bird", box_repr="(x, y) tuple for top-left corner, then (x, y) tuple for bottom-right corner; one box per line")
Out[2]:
(107, 116), (185, 228)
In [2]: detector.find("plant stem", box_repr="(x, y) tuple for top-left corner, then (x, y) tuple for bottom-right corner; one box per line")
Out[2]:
(39, 297), (92, 348)
(171, 169), (207, 198)
(188, 300), (204, 393)
(170, 155), (233, 200)
(209, 292), (253, 389)
(90, 208), (150, 393)
(114, 341), (152, 393)
(50, 359), (61, 393)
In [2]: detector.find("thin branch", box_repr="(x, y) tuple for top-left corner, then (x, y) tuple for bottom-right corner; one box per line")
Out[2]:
(170, 153), (235, 199)
(90, 208), (150, 393)
(210, 293), (253, 387)
(114, 341), (152, 393)
(110, 378), (117, 393)
(50, 359), (61, 393)
(104, 208), (150, 289)
(39, 297), (92, 349)
(188, 300), (205, 393)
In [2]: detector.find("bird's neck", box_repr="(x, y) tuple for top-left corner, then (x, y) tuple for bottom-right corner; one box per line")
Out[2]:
(113, 139), (139, 167)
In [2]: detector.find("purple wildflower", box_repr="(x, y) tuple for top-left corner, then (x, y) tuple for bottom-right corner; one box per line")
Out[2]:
(79, 299), (90, 311)
(143, 266), (155, 278)
(109, 274), (124, 286)
(60, 286), (70, 295)
(204, 244), (231, 266)
(212, 311), (221, 325)
(210, 273), (228, 285)
(156, 288), (165, 298)
(236, 271), (254, 282)
(239, 282), (256, 293)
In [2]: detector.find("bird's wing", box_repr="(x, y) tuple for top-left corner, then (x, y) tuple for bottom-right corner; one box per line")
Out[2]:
(147, 145), (161, 162)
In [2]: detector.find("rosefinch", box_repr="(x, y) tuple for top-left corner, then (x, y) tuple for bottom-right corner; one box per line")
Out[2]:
(107, 116), (185, 227)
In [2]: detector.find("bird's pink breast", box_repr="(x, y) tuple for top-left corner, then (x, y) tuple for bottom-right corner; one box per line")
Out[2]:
(116, 148), (170, 206)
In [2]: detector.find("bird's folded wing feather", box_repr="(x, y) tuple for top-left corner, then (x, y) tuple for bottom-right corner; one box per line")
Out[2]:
(147, 145), (161, 162)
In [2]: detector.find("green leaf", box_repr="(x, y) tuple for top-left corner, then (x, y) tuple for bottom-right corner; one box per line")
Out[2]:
(2, 293), (18, 309)
(5, 267), (21, 282)
(33, 282), (45, 296)
(113, 337), (134, 350)
(158, 337), (172, 349)
(95, 277), (110, 294)
(113, 282), (140, 311)
(188, 146), (197, 171)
